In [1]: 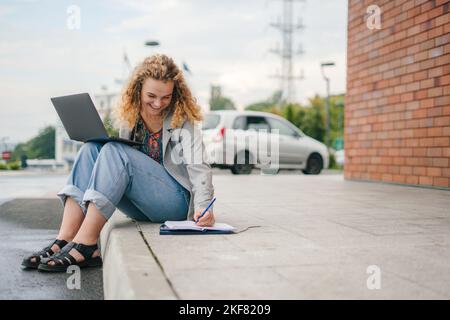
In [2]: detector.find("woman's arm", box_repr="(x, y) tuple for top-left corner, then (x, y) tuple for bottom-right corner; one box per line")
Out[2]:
(180, 123), (215, 217)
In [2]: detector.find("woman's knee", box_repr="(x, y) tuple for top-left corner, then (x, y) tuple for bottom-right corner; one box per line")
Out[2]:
(98, 142), (129, 161)
(79, 142), (103, 157)
(100, 142), (123, 153)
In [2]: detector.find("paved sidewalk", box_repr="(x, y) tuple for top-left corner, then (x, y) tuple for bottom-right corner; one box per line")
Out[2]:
(100, 173), (450, 299)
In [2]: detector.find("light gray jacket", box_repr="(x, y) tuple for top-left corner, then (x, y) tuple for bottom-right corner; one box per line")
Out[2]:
(119, 111), (214, 220)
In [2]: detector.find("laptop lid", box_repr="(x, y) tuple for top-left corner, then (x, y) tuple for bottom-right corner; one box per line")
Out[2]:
(51, 93), (109, 142)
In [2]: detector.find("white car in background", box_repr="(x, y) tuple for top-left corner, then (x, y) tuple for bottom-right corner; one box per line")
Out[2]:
(201, 110), (329, 175)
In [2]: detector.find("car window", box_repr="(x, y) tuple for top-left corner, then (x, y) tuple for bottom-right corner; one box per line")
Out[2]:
(246, 116), (270, 131)
(232, 116), (246, 130)
(266, 117), (298, 137)
(202, 114), (221, 130)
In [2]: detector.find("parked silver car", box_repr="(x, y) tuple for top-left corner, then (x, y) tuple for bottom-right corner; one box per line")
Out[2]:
(201, 110), (329, 174)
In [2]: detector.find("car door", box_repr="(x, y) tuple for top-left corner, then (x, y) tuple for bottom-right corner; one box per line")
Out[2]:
(265, 117), (307, 165)
(241, 116), (272, 166)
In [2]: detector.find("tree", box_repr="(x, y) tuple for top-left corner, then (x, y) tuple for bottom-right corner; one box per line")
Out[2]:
(209, 96), (236, 111)
(11, 143), (27, 162)
(11, 126), (55, 160)
(245, 91), (345, 147)
(245, 90), (282, 112)
(103, 113), (119, 137)
(302, 95), (326, 143)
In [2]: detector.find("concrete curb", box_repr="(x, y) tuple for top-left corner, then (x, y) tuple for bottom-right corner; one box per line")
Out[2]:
(99, 211), (177, 300)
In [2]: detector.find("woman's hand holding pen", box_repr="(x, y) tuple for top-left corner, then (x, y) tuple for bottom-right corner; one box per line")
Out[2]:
(194, 210), (215, 227)
(194, 197), (216, 227)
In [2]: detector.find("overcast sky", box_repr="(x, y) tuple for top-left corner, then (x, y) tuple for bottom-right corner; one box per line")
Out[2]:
(0, 0), (348, 143)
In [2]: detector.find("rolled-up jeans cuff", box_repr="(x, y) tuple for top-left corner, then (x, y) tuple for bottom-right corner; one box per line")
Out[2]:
(82, 189), (116, 220)
(57, 184), (87, 214)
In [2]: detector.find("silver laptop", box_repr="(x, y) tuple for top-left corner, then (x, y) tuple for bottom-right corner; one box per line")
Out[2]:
(51, 93), (143, 146)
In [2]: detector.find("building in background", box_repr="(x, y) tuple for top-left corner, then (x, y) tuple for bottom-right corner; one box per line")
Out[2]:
(345, 0), (449, 189)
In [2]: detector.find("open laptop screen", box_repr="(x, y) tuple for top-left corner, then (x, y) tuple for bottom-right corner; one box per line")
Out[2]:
(51, 93), (108, 142)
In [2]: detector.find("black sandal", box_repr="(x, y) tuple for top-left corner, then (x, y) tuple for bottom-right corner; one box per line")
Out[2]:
(21, 239), (68, 269)
(38, 242), (102, 272)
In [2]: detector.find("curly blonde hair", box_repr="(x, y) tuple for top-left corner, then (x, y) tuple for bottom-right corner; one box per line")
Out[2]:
(114, 54), (203, 129)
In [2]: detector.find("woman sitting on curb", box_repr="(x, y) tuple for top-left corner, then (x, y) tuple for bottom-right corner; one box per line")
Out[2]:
(22, 54), (215, 272)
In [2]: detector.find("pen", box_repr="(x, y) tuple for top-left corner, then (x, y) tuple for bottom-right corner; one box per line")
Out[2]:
(195, 197), (216, 223)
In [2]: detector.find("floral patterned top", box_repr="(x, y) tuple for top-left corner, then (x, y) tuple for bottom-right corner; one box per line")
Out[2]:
(131, 116), (163, 164)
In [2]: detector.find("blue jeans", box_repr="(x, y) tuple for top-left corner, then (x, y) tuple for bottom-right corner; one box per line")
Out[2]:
(57, 142), (190, 222)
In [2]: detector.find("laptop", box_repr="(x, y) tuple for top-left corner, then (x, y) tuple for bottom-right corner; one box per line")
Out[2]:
(51, 93), (143, 146)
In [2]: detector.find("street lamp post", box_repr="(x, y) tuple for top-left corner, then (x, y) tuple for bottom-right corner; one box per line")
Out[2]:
(145, 40), (160, 47)
(145, 40), (160, 55)
(320, 62), (335, 148)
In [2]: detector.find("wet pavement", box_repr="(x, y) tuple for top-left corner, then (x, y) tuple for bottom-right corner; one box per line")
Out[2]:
(0, 173), (103, 299)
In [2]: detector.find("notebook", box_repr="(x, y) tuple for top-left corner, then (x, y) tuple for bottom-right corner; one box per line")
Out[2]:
(160, 220), (235, 235)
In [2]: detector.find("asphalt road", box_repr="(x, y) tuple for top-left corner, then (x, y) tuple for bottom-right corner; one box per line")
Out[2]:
(0, 173), (103, 300)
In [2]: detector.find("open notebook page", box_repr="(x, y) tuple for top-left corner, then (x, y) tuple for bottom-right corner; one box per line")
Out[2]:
(164, 220), (235, 231)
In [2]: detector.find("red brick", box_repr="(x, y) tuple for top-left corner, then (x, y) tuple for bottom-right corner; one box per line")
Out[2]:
(420, 78), (434, 89)
(432, 158), (449, 167)
(427, 107), (443, 117)
(444, 106), (450, 115)
(400, 166), (413, 175)
(435, 96), (450, 106)
(439, 75), (450, 85)
(413, 70), (428, 81)
(433, 177), (449, 188)
(428, 87), (443, 97)
(427, 147), (443, 157)
(433, 137), (450, 146)
(428, 66), (446, 77)
(427, 167), (442, 177)
(434, 116), (450, 126)
(419, 176), (433, 185)
(427, 127), (443, 136)
(346, 2), (449, 188)
(420, 98), (435, 108)
(414, 89), (428, 100)
(443, 147), (450, 157)
(436, 12), (450, 26)
(406, 175), (419, 185)
(443, 126), (450, 136)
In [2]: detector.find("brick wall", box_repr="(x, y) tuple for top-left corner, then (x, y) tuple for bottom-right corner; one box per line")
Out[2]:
(345, 0), (450, 189)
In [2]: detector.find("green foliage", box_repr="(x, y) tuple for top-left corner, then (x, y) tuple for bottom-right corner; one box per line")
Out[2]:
(7, 161), (20, 170)
(329, 153), (343, 170)
(12, 126), (55, 160)
(329, 153), (337, 169)
(209, 96), (236, 111)
(103, 113), (119, 137)
(301, 95), (326, 143)
(245, 92), (345, 147)
(11, 143), (26, 162)
(245, 90), (282, 112)
(0, 163), (7, 170)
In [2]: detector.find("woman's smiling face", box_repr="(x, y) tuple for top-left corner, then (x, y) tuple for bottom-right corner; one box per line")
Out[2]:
(140, 77), (175, 117)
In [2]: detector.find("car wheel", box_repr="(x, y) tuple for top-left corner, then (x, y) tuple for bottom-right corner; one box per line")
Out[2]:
(231, 151), (253, 175)
(302, 153), (323, 175)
